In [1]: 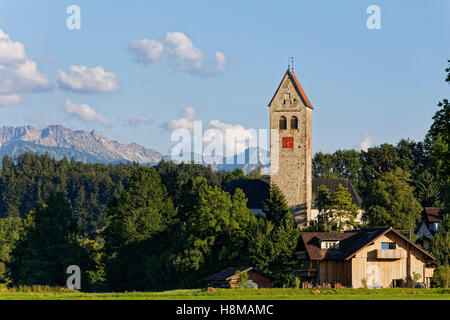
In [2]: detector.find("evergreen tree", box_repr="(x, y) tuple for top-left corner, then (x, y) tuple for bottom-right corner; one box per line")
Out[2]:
(414, 171), (442, 208)
(0, 216), (23, 283)
(103, 167), (176, 291)
(250, 185), (299, 286)
(263, 185), (291, 226)
(9, 192), (90, 287)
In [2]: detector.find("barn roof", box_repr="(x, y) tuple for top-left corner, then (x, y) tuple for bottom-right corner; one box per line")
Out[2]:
(204, 267), (273, 281)
(300, 227), (435, 261)
(268, 69), (314, 110)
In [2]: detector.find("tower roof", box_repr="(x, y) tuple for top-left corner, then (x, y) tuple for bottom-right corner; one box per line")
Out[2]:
(268, 68), (314, 110)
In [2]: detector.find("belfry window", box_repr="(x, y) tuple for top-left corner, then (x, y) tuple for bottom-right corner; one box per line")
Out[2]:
(279, 116), (287, 130)
(290, 116), (298, 129)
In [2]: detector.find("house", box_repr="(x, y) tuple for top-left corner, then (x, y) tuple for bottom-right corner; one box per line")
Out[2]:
(204, 267), (273, 289)
(423, 207), (442, 232)
(225, 177), (364, 226)
(415, 207), (443, 250)
(297, 227), (435, 288)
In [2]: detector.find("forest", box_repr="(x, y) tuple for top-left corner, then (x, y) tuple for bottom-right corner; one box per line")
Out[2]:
(0, 61), (448, 291)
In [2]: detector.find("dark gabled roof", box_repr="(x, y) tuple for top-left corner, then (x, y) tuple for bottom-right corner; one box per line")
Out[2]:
(204, 267), (273, 281)
(225, 178), (363, 210)
(224, 179), (270, 209)
(424, 207), (442, 222)
(415, 222), (434, 241)
(300, 228), (435, 261)
(312, 178), (362, 207)
(268, 69), (314, 110)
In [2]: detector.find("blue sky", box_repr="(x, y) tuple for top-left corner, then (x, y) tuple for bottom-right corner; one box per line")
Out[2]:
(0, 0), (449, 155)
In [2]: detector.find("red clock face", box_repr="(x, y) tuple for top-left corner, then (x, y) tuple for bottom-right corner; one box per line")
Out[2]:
(282, 137), (293, 148)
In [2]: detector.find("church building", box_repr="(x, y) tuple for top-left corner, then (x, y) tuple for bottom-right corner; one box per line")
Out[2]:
(269, 67), (313, 226)
(225, 67), (362, 228)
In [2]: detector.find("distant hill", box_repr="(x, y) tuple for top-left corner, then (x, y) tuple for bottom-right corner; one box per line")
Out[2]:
(0, 125), (269, 172)
(0, 125), (163, 164)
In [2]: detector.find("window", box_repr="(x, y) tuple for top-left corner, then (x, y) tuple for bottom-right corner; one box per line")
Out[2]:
(290, 116), (298, 129)
(321, 241), (339, 249)
(381, 242), (396, 250)
(279, 116), (287, 130)
(326, 242), (337, 249)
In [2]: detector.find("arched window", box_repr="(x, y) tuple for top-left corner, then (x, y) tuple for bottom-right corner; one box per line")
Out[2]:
(290, 116), (298, 130)
(279, 116), (287, 130)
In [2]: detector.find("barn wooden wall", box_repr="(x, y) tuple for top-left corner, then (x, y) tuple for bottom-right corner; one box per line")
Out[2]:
(350, 233), (428, 288)
(319, 260), (352, 286)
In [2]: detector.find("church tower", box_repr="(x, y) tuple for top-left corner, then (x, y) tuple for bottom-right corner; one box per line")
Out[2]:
(269, 67), (313, 227)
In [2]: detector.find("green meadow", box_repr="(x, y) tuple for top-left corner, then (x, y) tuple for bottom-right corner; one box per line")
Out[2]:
(0, 287), (449, 300)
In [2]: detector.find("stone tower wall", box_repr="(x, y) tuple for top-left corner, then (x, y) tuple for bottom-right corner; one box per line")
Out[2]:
(269, 72), (312, 227)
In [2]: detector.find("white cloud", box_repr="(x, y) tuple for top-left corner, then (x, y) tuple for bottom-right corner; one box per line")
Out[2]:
(162, 106), (197, 132)
(127, 39), (164, 63)
(62, 98), (111, 127)
(162, 32), (204, 71)
(128, 32), (226, 75)
(0, 29), (52, 106)
(57, 65), (119, 94)
(124, 115), (154, 128)
(215, 51), (227, 73)
(207, 119), (256, 154)
(360, 131), (373, 151)
(0, 29), (26, 63)
(0, 94), (21, 107)
(164, 106), (256, 155)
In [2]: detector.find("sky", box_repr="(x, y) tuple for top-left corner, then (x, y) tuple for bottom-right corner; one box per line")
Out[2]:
(0, 0), (449, 156)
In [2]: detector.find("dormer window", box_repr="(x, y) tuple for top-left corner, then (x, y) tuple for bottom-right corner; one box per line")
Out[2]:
(321, 240), (339, 250)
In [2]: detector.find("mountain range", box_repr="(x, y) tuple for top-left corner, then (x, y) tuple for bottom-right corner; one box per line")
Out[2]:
(0, 125), (163, 164)
(0, 125), (268, 172)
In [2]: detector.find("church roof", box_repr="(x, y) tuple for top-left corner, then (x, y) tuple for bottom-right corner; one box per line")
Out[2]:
(268, 68), (314, 110)
(224, 178), (270, 209)
(224, 178), (362, 209)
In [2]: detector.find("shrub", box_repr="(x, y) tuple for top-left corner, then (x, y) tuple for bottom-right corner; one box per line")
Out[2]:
(432, 265), (450, 288)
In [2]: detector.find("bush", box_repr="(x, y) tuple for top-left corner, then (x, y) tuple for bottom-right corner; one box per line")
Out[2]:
(432, 265), (450, 288)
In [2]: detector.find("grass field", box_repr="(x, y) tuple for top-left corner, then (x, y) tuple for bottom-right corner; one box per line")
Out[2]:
(0, 286), (449, 300)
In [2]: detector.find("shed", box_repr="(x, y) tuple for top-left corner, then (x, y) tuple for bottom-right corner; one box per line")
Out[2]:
(204, 267), (273, 289)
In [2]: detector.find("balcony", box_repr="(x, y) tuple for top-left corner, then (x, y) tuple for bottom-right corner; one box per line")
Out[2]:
(376, 249), (405, 259)
(297, 268), (317, 277)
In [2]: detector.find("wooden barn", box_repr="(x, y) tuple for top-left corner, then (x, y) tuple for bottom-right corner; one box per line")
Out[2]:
(204, 267), (273, 289)
(297, 227), (436, 288)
